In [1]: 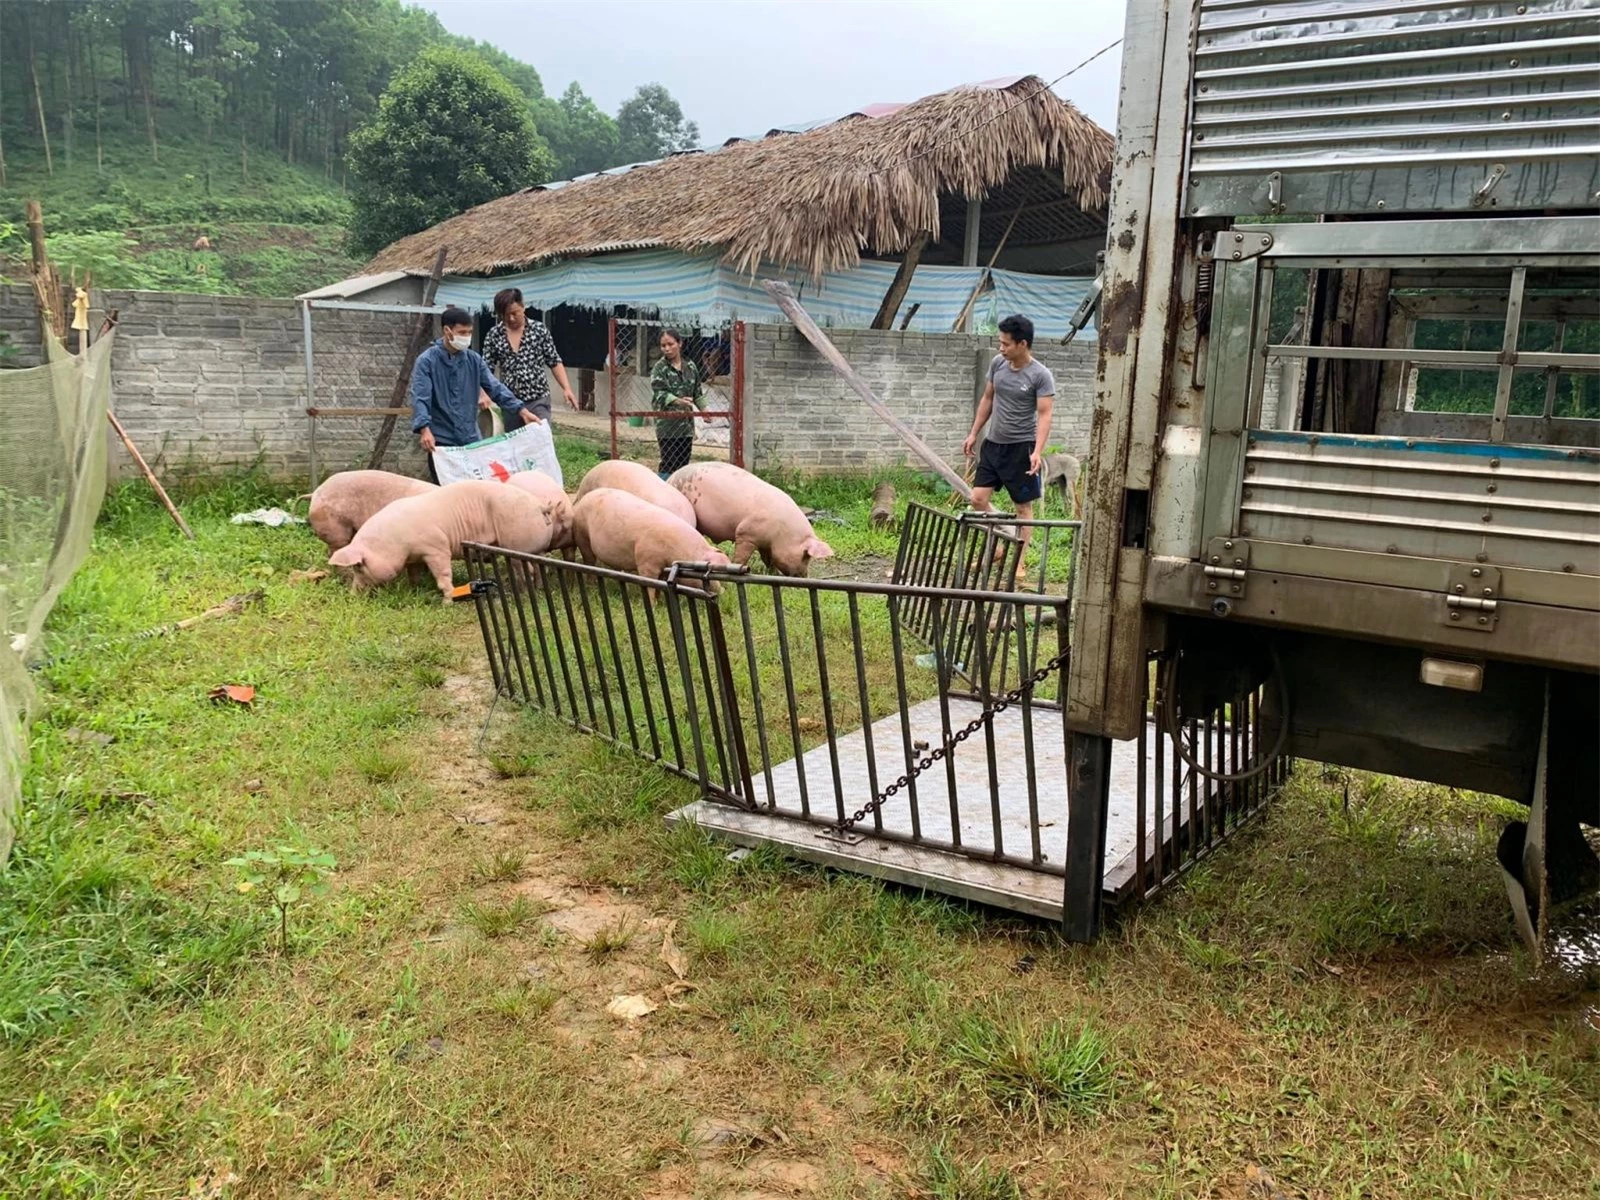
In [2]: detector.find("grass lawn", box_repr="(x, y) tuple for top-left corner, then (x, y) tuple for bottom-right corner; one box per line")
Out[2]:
(1, 461), (1596, 1199)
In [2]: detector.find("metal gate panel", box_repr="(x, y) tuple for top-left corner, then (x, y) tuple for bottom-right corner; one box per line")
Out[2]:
(1188, 0), (1600, 216)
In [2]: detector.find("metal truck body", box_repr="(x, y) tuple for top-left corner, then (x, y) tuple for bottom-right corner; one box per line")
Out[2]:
(1065, 0), (1600, 943)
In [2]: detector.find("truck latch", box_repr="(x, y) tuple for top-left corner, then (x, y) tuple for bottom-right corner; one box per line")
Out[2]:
(1444, 564), (1501, 632)
(1204, 537), (1249, 600)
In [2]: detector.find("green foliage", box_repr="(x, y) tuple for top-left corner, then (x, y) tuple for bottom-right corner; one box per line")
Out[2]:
(616, 83), (701, 164)
(347, 47), (554, 256)
(225, 844), (337, 955)
(920, 1142), (1025, 1200)
(536, 83), (623, 179)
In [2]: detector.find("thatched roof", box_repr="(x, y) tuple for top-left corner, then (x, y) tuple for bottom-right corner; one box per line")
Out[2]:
(365, 76), (1114, 280)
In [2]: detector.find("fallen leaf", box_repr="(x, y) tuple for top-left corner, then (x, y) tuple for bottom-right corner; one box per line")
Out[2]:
(1316, 959), (1345, 977)
(64, 727), (114, 747)
(797, 717), (824, 733)
(288, 569), (328, 585)
(188, 1168), (241, 1200)
(606, 994), (658, 1021)
(659, 920), (688, 980)
(208, 685), (256, 708)
(664, 980), (697, 998)
(243, 779), (264, 793)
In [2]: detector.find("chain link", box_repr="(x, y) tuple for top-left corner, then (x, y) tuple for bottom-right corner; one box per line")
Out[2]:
(829, 647), (1070, 835)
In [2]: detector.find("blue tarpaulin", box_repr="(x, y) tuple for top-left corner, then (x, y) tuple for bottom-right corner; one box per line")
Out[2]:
(435, 249), (1097, 339)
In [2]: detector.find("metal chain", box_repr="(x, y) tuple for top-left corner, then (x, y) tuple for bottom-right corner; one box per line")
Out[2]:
(830, 647), (1070, 834)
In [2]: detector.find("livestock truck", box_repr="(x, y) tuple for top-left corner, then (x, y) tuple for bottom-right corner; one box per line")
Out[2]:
(1064, 0), (1600, 947)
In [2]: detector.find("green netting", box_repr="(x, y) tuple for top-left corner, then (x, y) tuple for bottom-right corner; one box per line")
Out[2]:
(1, 330), (114, 861)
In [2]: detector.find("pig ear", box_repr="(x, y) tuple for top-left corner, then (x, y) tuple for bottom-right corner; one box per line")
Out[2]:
(804, 537), (834, 561)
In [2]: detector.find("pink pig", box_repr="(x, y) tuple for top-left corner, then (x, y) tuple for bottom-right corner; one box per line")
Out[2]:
(505, 470), (574, 549)
(307, 469), (436, 551)
(574, 459), (698, 529)
(668, 462), (833, 576)
(328, 480), (555, 601)
(572, 487), (730, 597)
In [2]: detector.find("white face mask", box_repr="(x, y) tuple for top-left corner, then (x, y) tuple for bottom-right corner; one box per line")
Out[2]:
(448, 333), (472, 352)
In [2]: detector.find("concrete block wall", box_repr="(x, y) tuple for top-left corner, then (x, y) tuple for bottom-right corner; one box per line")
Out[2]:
(0, 285), (425, 482)
(742, 323), (1100, 474)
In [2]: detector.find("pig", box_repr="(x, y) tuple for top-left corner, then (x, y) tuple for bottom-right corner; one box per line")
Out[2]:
(668, 461), (834, 576)
(307, 469), (436, 552)
(505, 470), (574, 549)
(574, 459), (698, 529)
(328, 479), (555, 601)
(572, 487), (730, 597)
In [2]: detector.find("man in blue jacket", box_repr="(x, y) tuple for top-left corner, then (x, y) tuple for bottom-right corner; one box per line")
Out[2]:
(412, 306), (535, 481)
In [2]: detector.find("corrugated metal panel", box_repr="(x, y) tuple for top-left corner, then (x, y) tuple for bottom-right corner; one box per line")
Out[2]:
(1187, 0), (1600, 216)
(1240, 431), (1600, 578)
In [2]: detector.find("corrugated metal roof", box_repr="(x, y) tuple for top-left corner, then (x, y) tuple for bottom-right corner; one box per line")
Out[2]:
(296, 270), (415, 300)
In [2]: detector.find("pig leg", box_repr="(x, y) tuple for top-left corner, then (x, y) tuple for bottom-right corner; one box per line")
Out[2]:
(730, 520), (760, 568)
(422, 551), (455, 602)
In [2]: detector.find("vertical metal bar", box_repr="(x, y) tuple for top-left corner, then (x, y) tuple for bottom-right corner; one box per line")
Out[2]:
(554, 567), (599, 730)
(731, 320), (746, 469)
(621, 588), (661, 760)
(478, 552), (516, 700)
(488, 553), (534, 706)
(973, 594), (1004, 858)
(526, 561), (564, 715)
(644, 591), (687, 770)
(1136, 698), (1149, 896)
(930, 597), (962, 849)
(504, 558), (548, 710)
(1063, 732), (1113, 943)
(1186, 715), (1200, 865)
(809, 590), (848, 823)
(772, 586), (810, 818)
(663, 579), (713, 793)
(575, 570), (619, 741)
(1016, 600), (1041, 866)
(891, 503), (916, 585)
(687, 595), (733, 792)
(1201, 705), (1214, 850)
(467, 549), (503, 695)
(1490, 266), (1527, 443)
(539, 561), (578, 718)
(1152, 663), (1166, 896)
(846, 592), (882, 829)
(736, 583), (777, 811)
(597, 577), (640, 753)
(888, 594), (922, 840)
(608, 316), (619, 460)
(706, 592), (754, 804)
(1543, 320), (1566, 420)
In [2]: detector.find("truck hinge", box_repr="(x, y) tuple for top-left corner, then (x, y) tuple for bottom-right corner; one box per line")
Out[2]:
(1443, 564), (1501, 632)
(1204, 537), (1250, 599)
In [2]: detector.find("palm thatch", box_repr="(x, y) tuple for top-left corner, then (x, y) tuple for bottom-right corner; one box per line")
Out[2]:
(365, 76), (1114, 280)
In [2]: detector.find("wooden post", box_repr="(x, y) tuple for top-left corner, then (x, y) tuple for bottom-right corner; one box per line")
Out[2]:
(108, 410), (195, 540)
(367, 246), (448, 469)
(897, 303), (921, 331)
(870, 482), (897, 528)
(25, 200), (65, 340)
(870, 230), (930, 330)
(963, 197), (982, 266)
(951, 205), (1023, 333)
(762, 280), (971, 500)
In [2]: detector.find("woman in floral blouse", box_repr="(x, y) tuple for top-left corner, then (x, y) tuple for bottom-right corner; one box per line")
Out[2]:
(481, 288), (578, 423)
(650, 328), (705, 478)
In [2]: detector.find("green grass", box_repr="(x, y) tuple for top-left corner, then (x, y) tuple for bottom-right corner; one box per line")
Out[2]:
(0, 473), (1595, 1198)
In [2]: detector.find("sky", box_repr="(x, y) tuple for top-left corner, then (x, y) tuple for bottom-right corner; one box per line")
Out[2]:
(412, 0), (1128, 148)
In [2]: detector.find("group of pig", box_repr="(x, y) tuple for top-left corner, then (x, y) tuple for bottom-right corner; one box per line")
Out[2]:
(307, 459), (835, 600)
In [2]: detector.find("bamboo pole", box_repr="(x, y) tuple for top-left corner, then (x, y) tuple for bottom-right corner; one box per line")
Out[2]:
(762, 280), (971, 500)
(951, 205), (1024, 333)
(108, 410), (194, 540)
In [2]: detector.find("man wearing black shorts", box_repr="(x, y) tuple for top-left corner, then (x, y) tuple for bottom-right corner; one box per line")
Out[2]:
(961, 314), (1056, 577)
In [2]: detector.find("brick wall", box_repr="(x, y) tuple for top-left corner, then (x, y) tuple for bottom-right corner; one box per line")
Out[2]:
(741, 323), (1099, 473)
(0, 286), (425, 482)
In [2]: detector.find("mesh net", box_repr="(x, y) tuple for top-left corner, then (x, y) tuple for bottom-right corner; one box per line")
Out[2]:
(608, 321), (733, 449)
(0, 331), (114, 860)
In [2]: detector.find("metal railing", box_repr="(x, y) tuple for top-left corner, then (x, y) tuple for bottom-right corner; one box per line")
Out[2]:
(464, 522), (1288, 926)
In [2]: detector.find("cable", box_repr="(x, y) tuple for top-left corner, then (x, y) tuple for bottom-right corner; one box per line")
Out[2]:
(1158, 642), (1291, 784)
(860, 39), (1124, 180)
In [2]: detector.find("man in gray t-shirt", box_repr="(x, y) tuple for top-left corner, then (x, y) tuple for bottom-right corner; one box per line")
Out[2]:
(961, 313), (1056, 575)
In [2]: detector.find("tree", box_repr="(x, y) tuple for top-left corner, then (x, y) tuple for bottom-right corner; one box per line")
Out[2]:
(537, 82), (620, 179)
(615, 82), (698, 165)
(346, 46), (554, 256)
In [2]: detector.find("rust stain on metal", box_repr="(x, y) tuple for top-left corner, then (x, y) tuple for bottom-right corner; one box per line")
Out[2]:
(1099, 279), (1142, 354)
